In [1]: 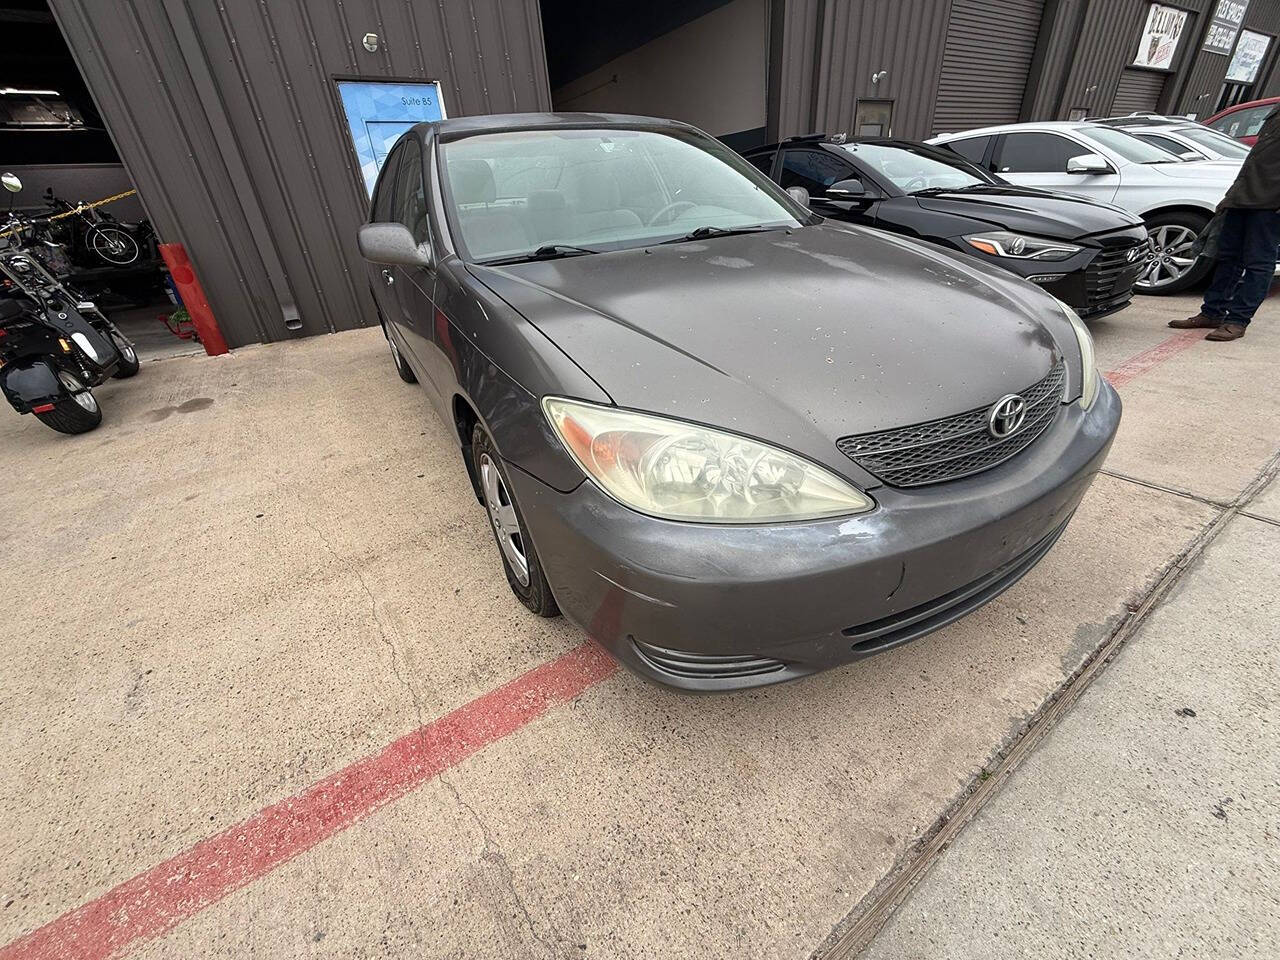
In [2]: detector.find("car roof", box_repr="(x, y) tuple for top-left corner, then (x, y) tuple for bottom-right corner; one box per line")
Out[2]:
(416, 111), (703, 141)
(929, 121), (1112, 140)
(745, 135), (943, 153)
(1206, 96), (1280, 120)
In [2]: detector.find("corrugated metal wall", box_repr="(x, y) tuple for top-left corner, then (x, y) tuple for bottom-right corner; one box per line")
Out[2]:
(932, 0), (1046, 133)
(1176, 0), (1280, 114)
(809, 0), (954, 140)
(48, 0), (551, 347)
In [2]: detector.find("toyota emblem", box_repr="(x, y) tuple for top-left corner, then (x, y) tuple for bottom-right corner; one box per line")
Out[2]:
(987, 394), (1027, 439)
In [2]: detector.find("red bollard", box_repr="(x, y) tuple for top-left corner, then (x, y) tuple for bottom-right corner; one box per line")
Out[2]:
(158, 242), (230, 356)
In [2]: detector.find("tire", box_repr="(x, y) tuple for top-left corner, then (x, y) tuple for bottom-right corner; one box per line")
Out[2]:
(471, 423), (559, 617)
(34, 371), (102, 434)
(1136, 211), (1212, 295)
(109, 332), (141, 378)
(387, 330), (416, 383)
(88, 226), (140, 266)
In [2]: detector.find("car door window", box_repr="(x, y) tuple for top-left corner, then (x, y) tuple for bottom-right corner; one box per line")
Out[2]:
(995, 133), (1084, 173)
(780, 148), (858, 195)
(744, 151), (776, 177)
(1135, 133), (1196, 157)
(941, 135), (991, 170)
(371, 145), (401, 222)
(393, 138), (429, 244)
(1211, 104), (1276, 138)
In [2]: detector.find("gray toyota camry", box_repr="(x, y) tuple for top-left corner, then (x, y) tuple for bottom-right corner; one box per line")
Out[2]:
(357, 113), (1121, 691)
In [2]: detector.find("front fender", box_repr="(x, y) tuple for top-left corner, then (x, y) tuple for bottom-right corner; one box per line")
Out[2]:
(1, 358), (63, 413)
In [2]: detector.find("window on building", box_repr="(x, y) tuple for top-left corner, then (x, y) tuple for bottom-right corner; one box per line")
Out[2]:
(393, 138), (429, 244)
(994, 132), (1085, 173)
(371, 145), (402, 222)
(779, 148), (857, 195)
(940, 135), (992, 169)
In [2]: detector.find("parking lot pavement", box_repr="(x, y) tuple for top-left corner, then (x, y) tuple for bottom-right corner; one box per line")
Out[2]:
(1, 292), (1277, 959)
(861, 509), (1280, 960)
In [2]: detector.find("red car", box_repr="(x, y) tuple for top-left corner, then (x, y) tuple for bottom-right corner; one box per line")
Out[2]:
(1204, 97), (1280, 145)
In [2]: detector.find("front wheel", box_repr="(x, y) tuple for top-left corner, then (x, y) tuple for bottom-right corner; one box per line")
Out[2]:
(1136, 211), (1212, 295)
(110, 332), (141, 378)
(34, 371), (103, 434)
(88, 226), (140, 266)
(471, 423), (559, 617)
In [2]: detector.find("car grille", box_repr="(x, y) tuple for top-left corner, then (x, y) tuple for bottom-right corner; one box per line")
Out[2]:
(632, 638), (786, 681)
(836, 359), (1066, 487)
(843, 516), (1071, 653)
(1084, 239), (1148, 314)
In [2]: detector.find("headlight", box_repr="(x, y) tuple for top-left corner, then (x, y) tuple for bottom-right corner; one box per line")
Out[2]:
(964, 231), (1083, 262)
(542, 397), (875, 523)
(1060, 300), (1099, 408)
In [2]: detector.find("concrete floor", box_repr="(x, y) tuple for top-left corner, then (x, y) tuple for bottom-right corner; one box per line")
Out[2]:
(0, 292), (1276, 959)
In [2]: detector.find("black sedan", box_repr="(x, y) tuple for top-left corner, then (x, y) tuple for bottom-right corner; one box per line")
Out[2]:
(358, 113), (1120, 691)
(743, 136), (1150, 319)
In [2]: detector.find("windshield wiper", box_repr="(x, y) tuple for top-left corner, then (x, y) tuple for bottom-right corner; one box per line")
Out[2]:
(911, 184), (996, 196)
(657, 224), (775, 244)
(483, 243), (599, 265)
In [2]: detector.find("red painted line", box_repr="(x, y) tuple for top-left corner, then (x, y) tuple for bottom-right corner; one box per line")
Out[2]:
(1105, 328), (1207, 388)
(0, 640), (618, 960)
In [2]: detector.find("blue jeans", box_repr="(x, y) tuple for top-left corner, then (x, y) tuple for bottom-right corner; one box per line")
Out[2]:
(1202, 208), (1280, 326)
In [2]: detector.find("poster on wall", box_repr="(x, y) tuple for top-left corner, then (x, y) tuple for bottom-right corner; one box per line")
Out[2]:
(336, 80), (446, 196)
(1204, 0), (1251, 55)
(1132, 3), (1189, 69)
(1225, 29), (1272, 82)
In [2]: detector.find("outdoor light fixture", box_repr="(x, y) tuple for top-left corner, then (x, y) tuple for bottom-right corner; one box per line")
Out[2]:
(362, 32), (379, 53)
(871, 70), (888, 84)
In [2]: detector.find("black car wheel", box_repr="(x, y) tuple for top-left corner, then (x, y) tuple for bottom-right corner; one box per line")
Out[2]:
(471, 423), (559, 618)
(34, 371), (103, 434)
(1136, 211), (1212, 295)
(110, 332), (141, 378)
(387, 331), (416, 383)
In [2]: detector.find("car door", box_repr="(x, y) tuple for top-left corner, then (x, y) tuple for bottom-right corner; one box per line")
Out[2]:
(992, 131), (1121, 204)
(368, 143), (405, 340)
(389, 136), (444, 398)
(778, 146), (881, 226)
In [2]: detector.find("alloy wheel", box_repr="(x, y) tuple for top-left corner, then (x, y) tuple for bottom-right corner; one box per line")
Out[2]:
(1138, 224), (1198, 290)
(479, 452), (530, 586)
(58, 371), (98, 413)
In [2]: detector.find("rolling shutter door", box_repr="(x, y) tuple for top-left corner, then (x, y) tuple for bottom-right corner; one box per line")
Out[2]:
(932, 0), (1046, 134)
(1110, 69), (1167, 116)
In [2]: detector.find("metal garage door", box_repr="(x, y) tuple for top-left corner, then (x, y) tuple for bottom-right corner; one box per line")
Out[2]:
(1110, 69), (1168, 116)
(932, 0), (1046, 134)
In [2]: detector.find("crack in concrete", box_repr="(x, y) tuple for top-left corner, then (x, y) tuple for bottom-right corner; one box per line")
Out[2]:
(1099, 468), (1231, 508)
(438, 771), (560, 958)
(304, 517), (557, 956)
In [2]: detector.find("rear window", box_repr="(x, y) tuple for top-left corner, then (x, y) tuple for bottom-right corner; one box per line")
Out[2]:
(1208, 104), (1275, 139)
(941, 135), (991, 169)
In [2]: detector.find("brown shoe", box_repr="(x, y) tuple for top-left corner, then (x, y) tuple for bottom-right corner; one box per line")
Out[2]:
(1205, 322), (1247, 341)
(1169, 313), (1224, 329)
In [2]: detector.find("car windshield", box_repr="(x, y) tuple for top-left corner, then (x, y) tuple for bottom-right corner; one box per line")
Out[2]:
(439, 128), (802, 263)
(835, 142), (995, 192)
(1082, 126), (1184, 163)
(1176, 125), (1251, 158)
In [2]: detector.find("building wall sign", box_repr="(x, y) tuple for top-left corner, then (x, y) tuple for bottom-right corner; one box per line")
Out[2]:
(1225, 28), (1272, 81)
(1133, 3), (1190, 69)
(1204, 0), (1252, 54)
(336, 80), (446, 196)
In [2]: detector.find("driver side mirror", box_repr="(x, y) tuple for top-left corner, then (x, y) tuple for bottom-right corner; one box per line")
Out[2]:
(357, 222), (432, 267)
(1065, 154), (1114, 175)
(825, 178), (866, 198)
(785, 186), (810, 209)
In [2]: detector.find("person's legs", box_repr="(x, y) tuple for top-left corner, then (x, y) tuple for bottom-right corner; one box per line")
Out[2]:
(1201, 209), (1247, 319)
(1220, 210), (1280, 326)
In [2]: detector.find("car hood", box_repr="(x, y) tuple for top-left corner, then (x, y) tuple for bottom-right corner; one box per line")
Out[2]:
(1146, 159), (1241, 181)
(468, 224), (1064, 463)
(914, 186), (1142, 239)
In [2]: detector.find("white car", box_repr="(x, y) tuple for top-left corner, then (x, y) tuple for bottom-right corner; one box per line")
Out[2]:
(1096, 119), (1252, 163)
(928, 122), (1241, 294)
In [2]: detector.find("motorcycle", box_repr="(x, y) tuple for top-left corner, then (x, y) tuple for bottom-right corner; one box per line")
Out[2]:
(42, 186), (144, 267)
(0, 174), (139, 434)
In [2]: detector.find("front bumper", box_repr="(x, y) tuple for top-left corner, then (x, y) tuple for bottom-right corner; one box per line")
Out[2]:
(508, 382), (1121, 691)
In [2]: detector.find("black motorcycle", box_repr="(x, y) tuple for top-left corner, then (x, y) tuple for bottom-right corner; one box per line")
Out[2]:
(42, 187), (145, 268)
